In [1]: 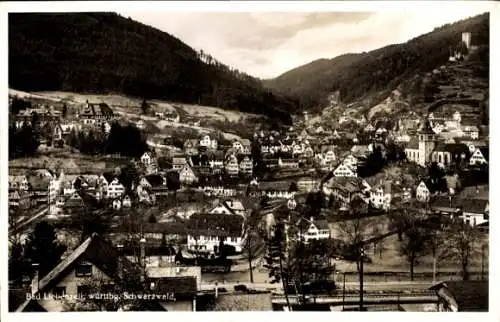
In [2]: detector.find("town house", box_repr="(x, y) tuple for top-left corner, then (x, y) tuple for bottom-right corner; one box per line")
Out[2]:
(209, 199), (246, 217)
(254, 181), (295, 199)
(136, 119), (146, 130)
(321, 145), (337, 164)
(238, 156), (253, 176)
(416, 181), (431, 202)
(183, 139), (199, 156)
(232, 139), (251, 155)
(460, 199), (488, 227)
(370, 182), (392, 211)
(296, 218), (331, 243)
(179, 165), (198, 186)
(172, 156), (188, 171)
(79, 101), (114, 126)
(469, 147), (488, 166)
(165, 111), (180, 123)
(333, 163), (357, 177)
(225, 154), (239, 176)
(322, 177), (371, 209)
(9, 175), (30, 192)
(141, 152), (155, 167)
(297, 176), (320, 193)
(199, 135), (218, 150)
(14, 234), (170, 312)
(107, 178), (125, 199)
(186, 213), (245, 254)
(343, 154), (358, 170)
(278, 157), (299, 169)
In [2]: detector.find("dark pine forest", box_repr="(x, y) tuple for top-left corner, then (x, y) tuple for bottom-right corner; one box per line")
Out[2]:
(9, 12), (297, 124)
(264, 13), (489, 112)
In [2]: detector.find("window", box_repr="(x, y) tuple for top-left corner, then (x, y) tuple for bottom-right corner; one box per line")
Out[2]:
(77, 285), (91, 297)
(75, 262), (93, 277)
(53, 286), (66, 296)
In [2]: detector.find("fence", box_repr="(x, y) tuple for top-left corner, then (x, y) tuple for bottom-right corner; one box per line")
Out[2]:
(335, 271), (489, 283)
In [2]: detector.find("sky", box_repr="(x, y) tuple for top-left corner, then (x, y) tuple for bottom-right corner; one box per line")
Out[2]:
(120, 8), (488, 79)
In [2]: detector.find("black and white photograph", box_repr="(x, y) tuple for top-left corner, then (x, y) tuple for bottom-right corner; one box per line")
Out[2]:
(4, 1), (495, 314)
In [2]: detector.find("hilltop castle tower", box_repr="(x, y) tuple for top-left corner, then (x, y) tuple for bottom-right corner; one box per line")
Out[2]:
(418, 119), (436, 166)
(462, 32), (472, 50)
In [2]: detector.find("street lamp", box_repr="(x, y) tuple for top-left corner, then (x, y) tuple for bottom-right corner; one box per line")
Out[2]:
(359, 247), (365, 311)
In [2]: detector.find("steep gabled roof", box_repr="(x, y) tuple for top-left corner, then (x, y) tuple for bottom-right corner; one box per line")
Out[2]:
(148, 276), (197, 297)
(144, 174), (165, 187)
(187, 213), (244, 237)
(37, 233), (138, 292)
(419, 119), (435, 135)
(478, 147), (489, 161)
(461, 199), (488, 214)
(405, 137), (419, 149)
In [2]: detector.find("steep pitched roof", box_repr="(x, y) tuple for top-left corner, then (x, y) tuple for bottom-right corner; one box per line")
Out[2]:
(187, 213), (244, 237)
(405, 137), (419, 149)
(478, 147), (489, 161)
(461, 199), (488, 214)
(144, 174), (165, 187)
(430, 196), (461, 211)
(148, 277), (197, 296)
(419, 119), (435, 135)
(37, 233), (138, 292)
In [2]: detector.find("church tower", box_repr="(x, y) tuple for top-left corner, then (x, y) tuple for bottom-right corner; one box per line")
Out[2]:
(418, 119), (436, 166)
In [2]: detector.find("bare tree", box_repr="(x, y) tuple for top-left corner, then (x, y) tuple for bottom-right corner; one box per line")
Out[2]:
(445, 220), (480, 281)
(390, 200), (429, 280)
(336, 198), (370, 271)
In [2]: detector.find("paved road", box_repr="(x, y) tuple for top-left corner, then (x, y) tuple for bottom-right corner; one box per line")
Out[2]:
(200, 281), (434, 292)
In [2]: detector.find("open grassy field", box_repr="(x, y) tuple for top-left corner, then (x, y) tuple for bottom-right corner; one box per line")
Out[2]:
(9, 149), (131, 175)
(27, 90), (263, 123)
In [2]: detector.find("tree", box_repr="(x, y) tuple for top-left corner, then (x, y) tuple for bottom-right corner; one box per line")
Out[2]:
(119, 162), (140, 192)
(23, 221), (67, 278)
(336, 198), (371, 271)
(62, 103), (68, 118)
(264, 222), (290, 310)
(445, 220), (480, 281)
(141, 99), (150, 115)
(428, 162), (448, 192)
(166, 171), (181, 196)
(423, 214), (452, 282)
(399, 221), (430, 281)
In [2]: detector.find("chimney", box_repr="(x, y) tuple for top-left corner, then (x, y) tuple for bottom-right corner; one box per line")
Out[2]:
(117, 244), (124, 281)
(31, 263), (40, 296)
(140, 238), (146, 282)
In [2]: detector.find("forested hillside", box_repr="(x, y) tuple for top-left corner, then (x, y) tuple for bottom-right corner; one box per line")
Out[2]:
(265, 13), (489, 112)
(9, 12), (296, 123)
